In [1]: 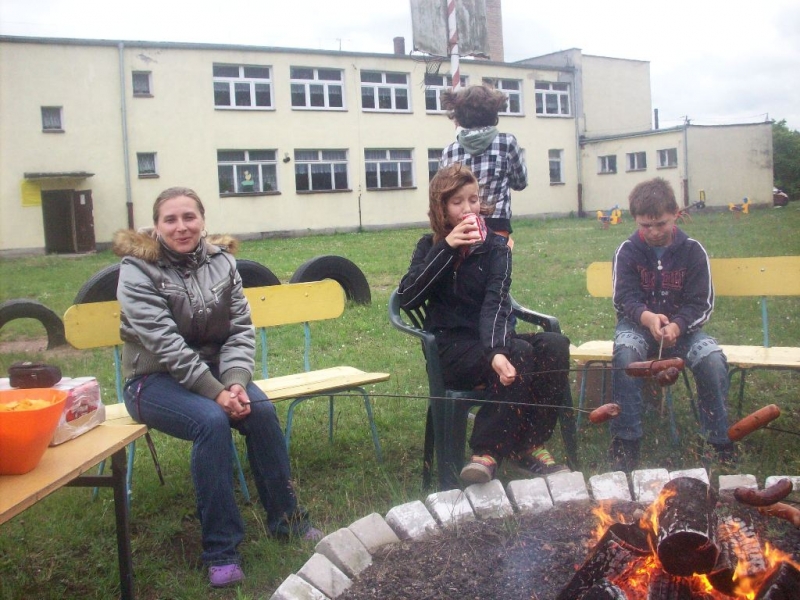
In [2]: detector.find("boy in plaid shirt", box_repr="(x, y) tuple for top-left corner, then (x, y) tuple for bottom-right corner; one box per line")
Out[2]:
(440, 85), (527, 239)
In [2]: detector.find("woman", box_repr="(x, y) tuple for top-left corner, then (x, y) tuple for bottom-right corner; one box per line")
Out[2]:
(114, 187), (321, 588)
(398, 164), (569, 485)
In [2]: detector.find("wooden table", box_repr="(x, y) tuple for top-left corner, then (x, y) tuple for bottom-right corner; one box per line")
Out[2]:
(0, 418), (148, 600)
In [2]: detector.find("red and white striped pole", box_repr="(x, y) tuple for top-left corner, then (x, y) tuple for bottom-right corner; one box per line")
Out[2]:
(447, 0), (460, 89)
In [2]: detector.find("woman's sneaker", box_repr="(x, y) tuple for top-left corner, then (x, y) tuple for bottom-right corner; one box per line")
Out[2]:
(272, 507), (324, 541)
(460, 454), (498, 484)
(513, 446), (570, 476)
(208, 564), (244, 588)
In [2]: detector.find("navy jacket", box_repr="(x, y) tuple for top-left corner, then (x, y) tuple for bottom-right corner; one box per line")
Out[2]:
(398, 231), (513, 361)
(612, 227), (714, 335)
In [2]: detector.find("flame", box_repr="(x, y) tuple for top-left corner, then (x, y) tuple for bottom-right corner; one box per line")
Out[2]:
(640, 486), (676, 535)
(591, 502), (625, 541)
(731, 542), (800, 598)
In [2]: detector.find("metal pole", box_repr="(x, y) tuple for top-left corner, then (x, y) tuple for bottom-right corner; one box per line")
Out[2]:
(118, 43), (134, 229)
(447, 0), (460, 89)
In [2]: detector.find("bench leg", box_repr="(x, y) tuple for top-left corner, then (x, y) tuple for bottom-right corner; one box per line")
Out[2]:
(231, 437), (251, 503)
(422, 404), (435, 489)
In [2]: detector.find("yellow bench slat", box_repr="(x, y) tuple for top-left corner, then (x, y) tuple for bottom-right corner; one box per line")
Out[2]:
(63, 301), (123, 349)
(245, 279), (344, 327)
(254, 366), (390, 400)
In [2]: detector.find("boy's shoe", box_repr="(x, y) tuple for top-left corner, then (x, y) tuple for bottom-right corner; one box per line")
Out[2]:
(513, 446), (570, 476)
(609, 437), (641, 472)
(460, 454), (498, 484)
(208, 564), (244, 588)
(272, 507), (324, 541)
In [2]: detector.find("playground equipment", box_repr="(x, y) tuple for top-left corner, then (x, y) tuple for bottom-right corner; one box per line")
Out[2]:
(596, 206), (623, 229)
(729, 197), (751, 217)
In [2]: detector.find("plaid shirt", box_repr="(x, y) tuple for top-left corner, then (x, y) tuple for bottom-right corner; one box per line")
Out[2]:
(440, 132), (527, 232)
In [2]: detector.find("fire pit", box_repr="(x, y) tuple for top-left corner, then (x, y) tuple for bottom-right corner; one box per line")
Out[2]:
(558, 477), (800, 599)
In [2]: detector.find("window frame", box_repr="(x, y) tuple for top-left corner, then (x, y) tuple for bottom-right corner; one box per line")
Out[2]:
(136, 152), (158, 178)
(626, 151), (647, 172)
(364, 149), (415, 190)
(657, 148), (678, 169)
(217, 149), (279, 195)
(424, 74), (468, 112)
(548, 149), (564, 184)
(213, 64), (274, 110)
(290, 67), (346, 111)
(132, 71), (152, 97)
(598, 155), (617, 174)
(41, 106), (63, 132)
(428, 148), (443, 180)
(360, 71), (411, 113)
(294, 149), (350, 192)
(535, 81), (571, 117)
(482, 77), (523, 115)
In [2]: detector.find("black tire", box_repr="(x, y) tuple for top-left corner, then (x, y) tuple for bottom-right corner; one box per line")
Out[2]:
(289, 255), (371, 304)
(74, 263), (120, 303)
(0, 299), (67, 349)
(236, 259), (281, 288)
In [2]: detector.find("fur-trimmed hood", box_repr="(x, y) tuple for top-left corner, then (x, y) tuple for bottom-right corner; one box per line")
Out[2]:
(112, 228), (239, 263)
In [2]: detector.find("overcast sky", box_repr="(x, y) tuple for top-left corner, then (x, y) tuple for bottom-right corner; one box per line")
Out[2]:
(2, 0), (798, 131)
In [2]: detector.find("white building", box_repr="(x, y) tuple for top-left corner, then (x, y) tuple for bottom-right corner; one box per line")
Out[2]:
(0, 36), (773, 254)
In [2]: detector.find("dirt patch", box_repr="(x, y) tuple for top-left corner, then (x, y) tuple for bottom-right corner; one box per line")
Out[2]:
(340, 499), (800, 600)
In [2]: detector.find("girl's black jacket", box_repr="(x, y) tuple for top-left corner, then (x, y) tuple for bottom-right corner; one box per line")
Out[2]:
(612, 227), (715, 335)
(397, 230), (513, 361)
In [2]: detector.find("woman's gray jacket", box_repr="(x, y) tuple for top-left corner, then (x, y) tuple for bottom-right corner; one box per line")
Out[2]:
(112, 229), (254, 400)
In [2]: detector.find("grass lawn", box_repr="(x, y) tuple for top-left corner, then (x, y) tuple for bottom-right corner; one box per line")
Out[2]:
(1, 205), (799, 599)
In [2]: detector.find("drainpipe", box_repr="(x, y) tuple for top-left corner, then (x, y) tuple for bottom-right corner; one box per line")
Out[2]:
(682, 119), (689, 207)
(118, 43), (134, 228)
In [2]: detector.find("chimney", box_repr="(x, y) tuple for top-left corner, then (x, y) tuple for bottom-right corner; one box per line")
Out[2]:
(393, 36), (406, 55)
(485, 0), (504, 61)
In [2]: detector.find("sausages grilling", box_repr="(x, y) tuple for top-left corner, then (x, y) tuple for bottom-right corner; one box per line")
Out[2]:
(727, 404), (781, 441)
(655, 367), (680, 387)
(757, 502), (800, 528)
(734, 478), (793, 507)
(625, 357), (685, 378)
(589, 403), (621, 424)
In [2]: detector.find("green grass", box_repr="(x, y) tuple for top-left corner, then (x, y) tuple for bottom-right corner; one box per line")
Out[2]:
(1, 206), (800, 599)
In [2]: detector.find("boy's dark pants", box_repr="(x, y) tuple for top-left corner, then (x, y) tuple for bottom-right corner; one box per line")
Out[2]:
(437, 331), (570, 458)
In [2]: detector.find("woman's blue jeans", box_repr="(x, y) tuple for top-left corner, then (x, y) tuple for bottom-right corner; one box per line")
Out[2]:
(123, 373), (297, 566)
(610, 318), (731, 445)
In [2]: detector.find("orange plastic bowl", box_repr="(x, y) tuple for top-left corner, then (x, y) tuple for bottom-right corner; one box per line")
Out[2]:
(0, 388), (68, 475)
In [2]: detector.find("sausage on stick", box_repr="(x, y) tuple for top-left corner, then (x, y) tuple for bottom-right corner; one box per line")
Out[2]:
(727, 404), (781, 441)
(734, 478), (793, 507)
(625, 358), (685, 378)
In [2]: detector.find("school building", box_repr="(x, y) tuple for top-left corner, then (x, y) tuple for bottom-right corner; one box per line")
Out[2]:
(0, 35), (773, 255)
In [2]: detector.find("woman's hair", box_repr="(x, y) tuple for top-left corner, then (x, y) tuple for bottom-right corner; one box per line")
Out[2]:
(628, 178), (679, 218)
(152, 187), (205, 223)
(440, 85), (507, 129)
(428, 163), (478, 243)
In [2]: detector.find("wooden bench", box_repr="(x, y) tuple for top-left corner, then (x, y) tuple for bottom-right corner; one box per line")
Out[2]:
(63, 279), (389, 500)
(571, 256), (800, 427)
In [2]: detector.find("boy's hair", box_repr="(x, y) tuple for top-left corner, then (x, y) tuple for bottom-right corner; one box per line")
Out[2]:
(428, 163), (478, 243)
(440, 85), (507, 129)
(628, 177), (680, 217)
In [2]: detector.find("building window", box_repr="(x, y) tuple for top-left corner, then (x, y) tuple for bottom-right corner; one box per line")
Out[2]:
(361, 71), (410, 112)
(657, 148), (678, 168)
(41, 106), (63, 131)
(132, 71), (152, 96)
(428, 148), (443, 180)
(137, 152), (158, 177)
(295, 149), (349, 191)
(217, 150), (278, 194)
(549, 149), (564, 184)
(535, 82), (571, 116)
(213, 64), (272, 109)
(365, 149), (414, 189)
(598, 155), (617, 174)
(424, 74), (468, 112)
(290, 67), (344, 110)
(482, 78), (522, 115)
(627, 151), (647, 171)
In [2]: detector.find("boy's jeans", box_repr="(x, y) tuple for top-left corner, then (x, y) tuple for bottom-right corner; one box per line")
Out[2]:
(124, 373), (297, 565)
(610, 318), (731, 445)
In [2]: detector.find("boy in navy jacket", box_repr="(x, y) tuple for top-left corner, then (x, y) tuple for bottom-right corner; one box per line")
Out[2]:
(610, 178), (734, 471)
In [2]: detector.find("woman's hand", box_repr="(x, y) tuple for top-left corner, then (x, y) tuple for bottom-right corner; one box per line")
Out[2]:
(445, 217), (482, 249)
(491, 353), (517, 386)
(216, 384), (251, 420)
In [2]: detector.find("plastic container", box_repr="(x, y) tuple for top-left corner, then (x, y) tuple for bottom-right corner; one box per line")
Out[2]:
(0, 388), (68, 475)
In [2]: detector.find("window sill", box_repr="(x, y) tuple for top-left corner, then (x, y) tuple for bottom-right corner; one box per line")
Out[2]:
(214, 106), (275, 111)
(133, 93), (154, 98)
(549, 181), (566, 186)
(291, 106), (347, 111)
(657, 165), (677, 170)
(626, 169), (647, 173)
(499, 112), (525, 117)
(365, 186), (418, 192)
(536, 114), (573, 119)
(42, 129), (65, 133)
(220, 191), (281, 197)
(138, 174), (160, 179)
(296, 188), (352, 194)
(362, 109), (413, 114)
(598, 171), (617, 175)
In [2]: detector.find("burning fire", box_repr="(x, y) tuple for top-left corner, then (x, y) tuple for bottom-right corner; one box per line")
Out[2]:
(587, 488), (800, 599)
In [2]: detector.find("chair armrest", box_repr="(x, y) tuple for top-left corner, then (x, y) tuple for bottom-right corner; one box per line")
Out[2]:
(510, 296), (562, 334)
